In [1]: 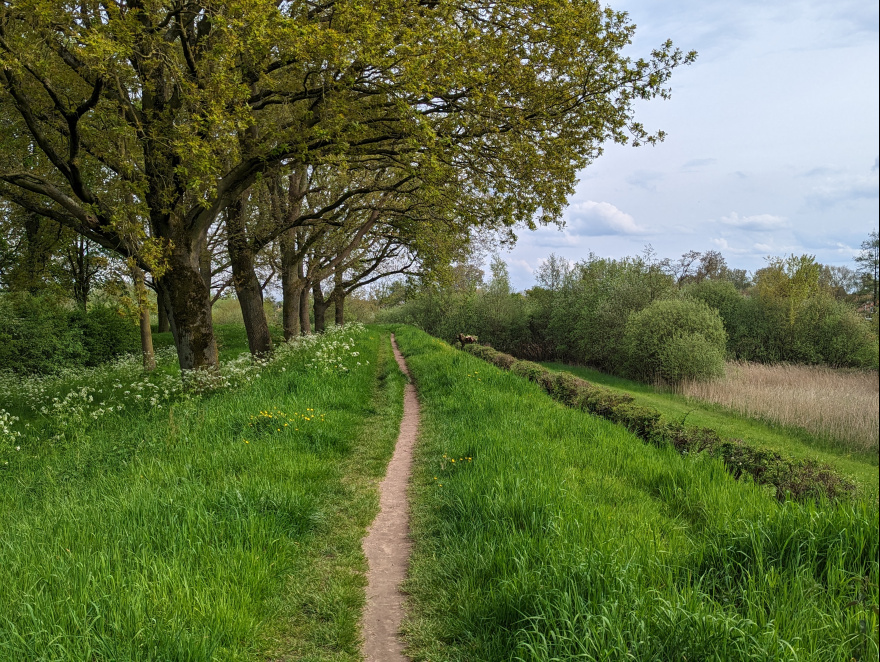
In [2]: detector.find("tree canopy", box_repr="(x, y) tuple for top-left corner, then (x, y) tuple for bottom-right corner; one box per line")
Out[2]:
(1, 0), (695, 368)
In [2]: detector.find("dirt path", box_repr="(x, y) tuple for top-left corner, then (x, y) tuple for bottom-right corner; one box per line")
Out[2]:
(360, 334), (419, 661)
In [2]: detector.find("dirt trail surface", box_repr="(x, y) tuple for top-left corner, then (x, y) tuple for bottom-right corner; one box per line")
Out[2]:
(361, 334), (419, 661)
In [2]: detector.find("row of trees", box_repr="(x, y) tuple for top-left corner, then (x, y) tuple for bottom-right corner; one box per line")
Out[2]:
(383, 245), (879, 381)
(0, 0), (694, 371)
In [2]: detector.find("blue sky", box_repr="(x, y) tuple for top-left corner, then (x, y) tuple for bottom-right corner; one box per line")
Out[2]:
(497, 0), (879, 290)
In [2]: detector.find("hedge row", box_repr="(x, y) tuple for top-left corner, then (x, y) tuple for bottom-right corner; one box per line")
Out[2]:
(462, 342), (855, 502)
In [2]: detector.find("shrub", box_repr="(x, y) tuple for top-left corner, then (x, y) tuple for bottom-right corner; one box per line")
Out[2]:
(658, 333), (727, 383)
(77, 304), (140, 366)
(0, 293), (85, 374)
(624, 298), (727, 383)
(547, 372), (584, 406)
(794, 295), (878, 369)
(608, 403), (662, 438)
(510, 360), (549, 382)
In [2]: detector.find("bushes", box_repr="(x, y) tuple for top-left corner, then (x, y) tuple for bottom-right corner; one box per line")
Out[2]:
(77, 304), (141, 366)
(624, 299), (727, 383)
(0, 294), (138, 374)
(0, 293), (86, 374)
(686, 281), (879, 369)
(462, 342), (856, 502)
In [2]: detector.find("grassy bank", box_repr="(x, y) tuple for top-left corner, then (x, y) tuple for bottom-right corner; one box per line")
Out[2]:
(391, 325), (879, 661)
(0, 325), (405, 660)
(545, 362), (879, 495)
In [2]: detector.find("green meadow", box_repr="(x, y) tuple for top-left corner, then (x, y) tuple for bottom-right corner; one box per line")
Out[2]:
(1, 324), (877, 660)
(543, 362), (879, 495)
(391, 326), (878, 661)
(0, 325), (405, 660)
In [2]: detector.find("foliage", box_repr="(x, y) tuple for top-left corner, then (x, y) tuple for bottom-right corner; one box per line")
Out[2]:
(0, 294), (141, 374)
(0, 0), (694, 370)
(385, 248), (879, 377)
(75, 304), (140, 366)
(0, 293), (86, 374)
(855, 230), (879, 304)
(623, 298), (727, 383)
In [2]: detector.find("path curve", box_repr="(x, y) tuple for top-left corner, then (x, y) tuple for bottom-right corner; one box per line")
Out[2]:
(361, 334), (419, 661)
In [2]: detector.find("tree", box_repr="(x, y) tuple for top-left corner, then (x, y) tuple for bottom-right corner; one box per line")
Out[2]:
(1, 0), (693, 369)
(535, 253), (571, 292)
(854, 230), (879, 304)
(819, 264), (859, 300)
(755, 254), (821, 329)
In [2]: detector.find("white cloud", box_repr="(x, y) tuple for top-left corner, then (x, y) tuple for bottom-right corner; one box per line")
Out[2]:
(710, 237), (750, 254)
(719, 211), (788, 231)
(566, 201), (648, 236)
(806, 172), (879, 207)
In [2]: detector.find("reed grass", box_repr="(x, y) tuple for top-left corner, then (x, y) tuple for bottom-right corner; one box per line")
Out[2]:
(678, 362), (879, 454)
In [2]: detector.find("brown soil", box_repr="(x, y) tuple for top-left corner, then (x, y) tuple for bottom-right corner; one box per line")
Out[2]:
(360, 334), (419, 661)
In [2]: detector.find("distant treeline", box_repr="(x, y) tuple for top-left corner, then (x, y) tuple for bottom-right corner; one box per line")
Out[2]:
(380, 250), (879, 381)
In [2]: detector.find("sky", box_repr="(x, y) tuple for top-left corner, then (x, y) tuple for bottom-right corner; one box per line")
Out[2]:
(496, 0), (879, 291)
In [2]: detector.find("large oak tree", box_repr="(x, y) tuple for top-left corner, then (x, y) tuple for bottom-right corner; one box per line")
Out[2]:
(0, 0), (693, 369)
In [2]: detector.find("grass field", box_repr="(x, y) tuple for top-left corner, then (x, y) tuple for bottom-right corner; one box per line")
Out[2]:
(0, 324), (405, 660)
(677, 361), (879, 454)
(543, 362), (879, 496)
(2, 323), (877, 660)
(392, 325), (879, 661)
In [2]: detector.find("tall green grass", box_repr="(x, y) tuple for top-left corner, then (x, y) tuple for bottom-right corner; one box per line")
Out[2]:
(391, 325), (879, 661)
(0, 326), (405, 660)
(545, 362), (879, 494)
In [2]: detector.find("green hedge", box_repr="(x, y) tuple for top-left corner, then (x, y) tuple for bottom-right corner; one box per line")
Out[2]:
(0, 294), (139, 374)
(462, 342), (855, 502)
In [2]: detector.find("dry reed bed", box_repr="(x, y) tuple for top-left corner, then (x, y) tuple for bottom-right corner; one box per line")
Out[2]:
(678, 362), (879, 454)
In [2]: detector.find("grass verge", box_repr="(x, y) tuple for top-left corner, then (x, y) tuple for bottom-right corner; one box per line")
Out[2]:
(465, 343), (855, 501)
(545, 362), (879, 495)
(0, 325), (405, 661)
(391, 325), (879, 662)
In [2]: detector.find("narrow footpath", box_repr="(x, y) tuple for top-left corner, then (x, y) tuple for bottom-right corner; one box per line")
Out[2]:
(360, 334), (419, 661)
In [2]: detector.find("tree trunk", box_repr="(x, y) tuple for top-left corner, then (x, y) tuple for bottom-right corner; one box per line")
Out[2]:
(333, 264), (345, 326)
(226, 198), (273, 356)
(155, 239), (219, 371)
(299, 253), (311, 334)
(157, 300), (170, 332)
(299, 284), (311, 334)
(313, 281), (329, 333)
(334, 293), (345, 326)
(280, 227), (302, 340)
(131, 265), (156, 371)
(199, 242), (212, 293)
